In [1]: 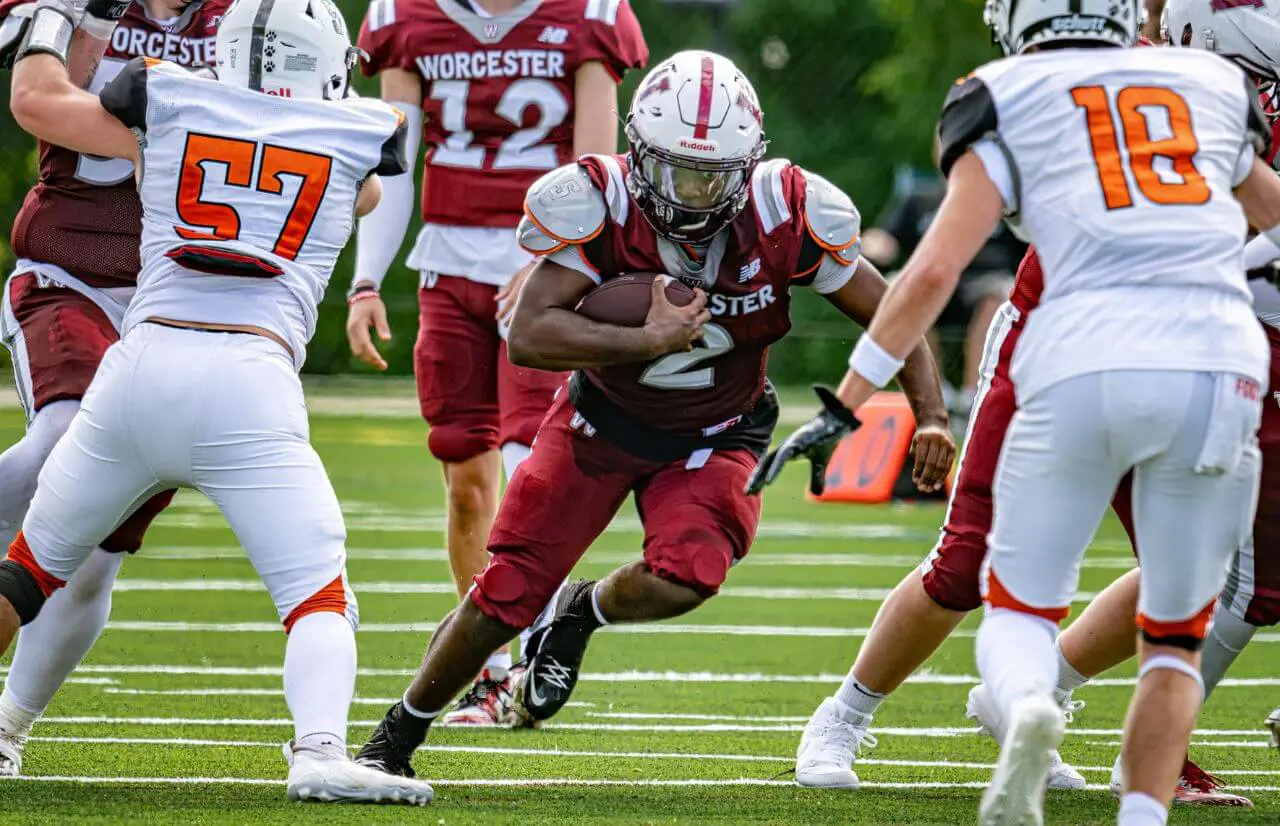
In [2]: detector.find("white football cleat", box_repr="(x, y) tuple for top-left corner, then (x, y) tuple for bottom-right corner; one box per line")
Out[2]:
(795, 697), (878, 790)
(0, 700), (32, 778)
(1267, 707), (1280, 749)
(284, 741), (434, 805)
(967, 683), (1086, 791)
(978, 694), (1066, 826)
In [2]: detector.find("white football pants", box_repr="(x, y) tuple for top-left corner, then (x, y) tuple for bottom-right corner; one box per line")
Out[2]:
(984, 370), (1261, 630)
(21, 322), (357, 628)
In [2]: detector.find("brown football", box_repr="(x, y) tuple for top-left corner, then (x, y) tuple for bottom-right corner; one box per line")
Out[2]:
(575, 273), (696, 328)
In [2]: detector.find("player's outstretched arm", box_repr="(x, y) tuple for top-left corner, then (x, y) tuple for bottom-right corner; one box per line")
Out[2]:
(507, 258), (708, 370)
(11, 52), (135, 161)
(840, 151), (1003, 414)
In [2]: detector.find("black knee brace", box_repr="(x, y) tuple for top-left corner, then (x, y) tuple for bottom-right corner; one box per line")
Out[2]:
(0, 559), (47, 625)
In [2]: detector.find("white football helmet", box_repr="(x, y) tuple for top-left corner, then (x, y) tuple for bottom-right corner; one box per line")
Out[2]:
(215, 0), (361, 100)
(984, 0), (1142, 55)
(625, 50), (766, 244)
(1164, 0), (1280, 116)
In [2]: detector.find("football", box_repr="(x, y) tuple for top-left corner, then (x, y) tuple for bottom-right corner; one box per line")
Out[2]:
(575, 273), (696, 328)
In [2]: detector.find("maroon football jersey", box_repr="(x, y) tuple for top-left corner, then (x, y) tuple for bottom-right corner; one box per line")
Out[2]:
(358, 0), (647, 229)
(4, 0), (228, 288)
(573, 155), (825, 437)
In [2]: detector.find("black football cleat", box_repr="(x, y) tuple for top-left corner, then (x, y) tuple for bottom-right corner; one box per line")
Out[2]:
(512, 580), (601, 724)
(354, 702), (431, 778)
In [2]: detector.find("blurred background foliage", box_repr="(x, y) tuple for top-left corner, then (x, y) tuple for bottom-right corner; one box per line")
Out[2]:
(0, 0), (1001, 384)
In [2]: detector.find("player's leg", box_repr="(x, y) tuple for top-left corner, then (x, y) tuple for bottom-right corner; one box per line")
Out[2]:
(513, 447), (761, 725)
(977, 373), (1121, 826)
(413, 276), (517, 711)
(186, 331), (430, 804)
(0, 282), (172, 773)
(1118, 371), (1261, 824)
(357, 396), (638, 771)
(496, 338), (568, 661)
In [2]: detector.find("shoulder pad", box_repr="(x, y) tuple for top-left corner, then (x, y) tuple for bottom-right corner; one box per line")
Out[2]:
(938, 74), (998, 178)
(519, 164), (608, 254)
(801, 169), (861, 256)
(750, 159), (794, 236)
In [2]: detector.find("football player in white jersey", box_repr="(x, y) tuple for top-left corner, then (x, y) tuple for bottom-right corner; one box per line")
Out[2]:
(2, 0), (435, 804)
(754, 0), (1280, 823)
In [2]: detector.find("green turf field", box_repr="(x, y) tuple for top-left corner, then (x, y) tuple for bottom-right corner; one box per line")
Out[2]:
(0, 403), (1276, 824)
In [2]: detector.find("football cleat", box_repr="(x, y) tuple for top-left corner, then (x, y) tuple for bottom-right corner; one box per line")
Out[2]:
(0, 700), (33, 778)
(795, 696), (878, 790)
(967, 683), (1086, 791)
(285, 740), (434, 805)
(511, 580), (600, 724)
(1108, 756), (1254, 807)
(353, 702), (432, 779)
(439, 669), (514, 727)
(978, 694), (1066, 826)
(1267, 707), (1280, 749)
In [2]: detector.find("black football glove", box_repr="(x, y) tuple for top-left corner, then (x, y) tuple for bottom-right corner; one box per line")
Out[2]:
(744, 385), (861, 496)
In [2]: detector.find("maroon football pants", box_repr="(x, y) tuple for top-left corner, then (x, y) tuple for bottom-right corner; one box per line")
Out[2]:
(469, 393), (762, 629)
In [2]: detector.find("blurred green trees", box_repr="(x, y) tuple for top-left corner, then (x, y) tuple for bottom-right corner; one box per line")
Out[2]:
(0, 0), (1001, 381)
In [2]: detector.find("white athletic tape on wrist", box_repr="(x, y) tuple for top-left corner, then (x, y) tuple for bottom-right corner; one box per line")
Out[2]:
(1138, 655), (1204, 697)
(848, 335), (904, 389)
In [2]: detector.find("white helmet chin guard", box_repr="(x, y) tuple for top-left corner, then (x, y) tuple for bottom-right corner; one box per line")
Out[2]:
(624, 50), (766, 244)
(215, 0), (361, 100)
(1163, 0), (1280, 116)
(984, 0), (1143, 55)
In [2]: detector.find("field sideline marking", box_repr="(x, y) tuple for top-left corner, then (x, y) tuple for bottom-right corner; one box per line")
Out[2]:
(20, 664), (1280, 688)
(22, 736), (1280, 776)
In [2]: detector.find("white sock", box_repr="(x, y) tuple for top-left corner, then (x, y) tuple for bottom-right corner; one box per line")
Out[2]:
(0, 400), (79, 543)
(483, 650), (512, 680)
(283, 612), (354, 748)
(2, 547), (122, 716)
(500, 442), (532, 481)
(1118, 791), (1169, 826)
(835, 673), (886, 719)
(977, 607), (1058, 717)
(1053, 639), (1090, 706)
(1200, 607), (1256, 699)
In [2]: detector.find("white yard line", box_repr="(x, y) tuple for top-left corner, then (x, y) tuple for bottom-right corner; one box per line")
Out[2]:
(25, 664), (1280, 689)
(23, 737), (1280, 776)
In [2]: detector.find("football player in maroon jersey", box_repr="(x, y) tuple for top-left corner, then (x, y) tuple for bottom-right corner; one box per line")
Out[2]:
(345, 0), (647, 725)
(0, 0), (227, 776)
(352, 50), (955, 778)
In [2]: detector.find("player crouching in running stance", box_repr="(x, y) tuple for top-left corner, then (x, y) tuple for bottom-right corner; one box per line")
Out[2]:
(353, 50), (955, 778)
(756, 0), (1280, 821)
(1, 0), (434, 804)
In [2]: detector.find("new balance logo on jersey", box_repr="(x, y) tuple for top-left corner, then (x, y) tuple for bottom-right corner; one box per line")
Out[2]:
(537, 26), (569, 45)
(738, 258), (761, 283)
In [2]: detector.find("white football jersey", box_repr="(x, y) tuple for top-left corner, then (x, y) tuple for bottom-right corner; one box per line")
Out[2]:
(99, 58), (408, 367)
(938, 48), (1270, 400)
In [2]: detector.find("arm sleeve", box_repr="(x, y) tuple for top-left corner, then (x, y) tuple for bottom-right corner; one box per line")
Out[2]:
(1245, 234), (1280, 271)
(937, 74), (999, 178)
(98, 56), (151, 131)
(575, 0), (648, 81)
(358, 0), (413, 77)
(353, 102), (421, 288)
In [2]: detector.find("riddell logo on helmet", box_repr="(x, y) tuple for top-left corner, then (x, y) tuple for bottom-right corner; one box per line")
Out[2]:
(265, 87), (293, 97)
(678, 137), (717, 152)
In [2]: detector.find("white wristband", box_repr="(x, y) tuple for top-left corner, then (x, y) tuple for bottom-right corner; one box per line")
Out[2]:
(849, 334), (905, 389)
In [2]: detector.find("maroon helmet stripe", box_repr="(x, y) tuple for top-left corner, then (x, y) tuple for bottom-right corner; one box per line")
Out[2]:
(693, 55), (715, 139)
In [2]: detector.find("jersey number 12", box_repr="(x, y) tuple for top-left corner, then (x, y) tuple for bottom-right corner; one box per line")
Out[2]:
(1072, 85), (1211, 211)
